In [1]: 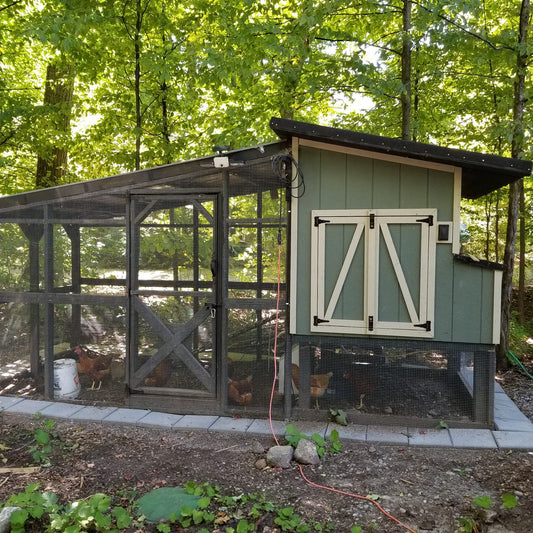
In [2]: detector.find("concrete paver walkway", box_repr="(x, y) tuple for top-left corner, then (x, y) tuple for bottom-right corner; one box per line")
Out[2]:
(1, 388), (532, 450)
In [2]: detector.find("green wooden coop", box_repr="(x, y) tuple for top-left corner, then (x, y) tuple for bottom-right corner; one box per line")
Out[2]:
(270, 118), (532, 428)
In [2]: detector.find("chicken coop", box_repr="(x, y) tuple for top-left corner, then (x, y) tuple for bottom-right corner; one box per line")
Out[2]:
(0, 117), (531, 428)
(270, 117), (531, 428)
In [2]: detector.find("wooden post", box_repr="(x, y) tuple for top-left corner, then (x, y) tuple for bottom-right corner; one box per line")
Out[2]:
(64, 224), (81, 345)
(219, 176), (229, 411)
(256, 191), (263, 362)
(19, 224), (44, 376)
(298, 343), (312, 409)
(43, 207), (55, 399)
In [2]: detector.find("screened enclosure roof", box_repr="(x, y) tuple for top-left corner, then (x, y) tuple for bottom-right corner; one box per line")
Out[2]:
(270, 117), (532, 199)
(0, 141), (287, 223)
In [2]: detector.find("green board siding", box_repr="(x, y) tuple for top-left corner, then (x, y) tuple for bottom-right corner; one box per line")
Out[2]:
(426, 251), (496, 344)
(346, 155), (373, 207)
(428, 169), (455, 220)
(451, 262), (495, 344)
(294, 144), (496, 344)
(433, 246), (454, 340)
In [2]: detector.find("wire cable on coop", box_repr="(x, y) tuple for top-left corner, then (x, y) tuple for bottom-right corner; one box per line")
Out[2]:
(271, 153), (305, 198)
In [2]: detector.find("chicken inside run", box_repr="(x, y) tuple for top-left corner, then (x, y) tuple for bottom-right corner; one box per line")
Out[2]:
(0, 312), (471, 425)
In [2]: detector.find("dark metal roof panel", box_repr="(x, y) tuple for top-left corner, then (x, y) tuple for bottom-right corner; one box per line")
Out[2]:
(269, 117), (532, 199)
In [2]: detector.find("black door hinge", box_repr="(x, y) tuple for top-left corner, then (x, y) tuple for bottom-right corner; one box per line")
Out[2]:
(314, 216), (330, 227)
(369, 213), (375, 229)
(414, 320), (431, 331)
(313, 316), (330, 326)
(416, 215), (433, 226)
(368, 315), (374, 331)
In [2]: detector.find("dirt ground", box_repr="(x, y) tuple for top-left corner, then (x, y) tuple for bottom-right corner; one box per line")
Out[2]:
(0, 371), (532, 533)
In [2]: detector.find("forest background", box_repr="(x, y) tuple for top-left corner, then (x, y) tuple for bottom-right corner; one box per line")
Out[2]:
(0, 0), (532, 368)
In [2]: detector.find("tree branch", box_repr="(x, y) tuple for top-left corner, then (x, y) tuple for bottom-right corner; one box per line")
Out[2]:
(0, 0), (22, 13)
(415, 0), (514, 52)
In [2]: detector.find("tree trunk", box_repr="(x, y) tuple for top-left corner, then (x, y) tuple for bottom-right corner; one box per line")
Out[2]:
(160, 80), (172, 165)
(134, 0), (142, 170)
(495, 190), (500, 262)
(518, 182), (526, 323)
(497, 0), (529, 370)
(35, 59), (74, 188)
(401, 0), (412, 140)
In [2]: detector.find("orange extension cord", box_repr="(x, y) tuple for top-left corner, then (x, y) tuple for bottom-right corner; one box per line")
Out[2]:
(268, 240), (417, 533)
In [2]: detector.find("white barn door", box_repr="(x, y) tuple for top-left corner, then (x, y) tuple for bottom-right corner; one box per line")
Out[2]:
(311, 209), (436, 338)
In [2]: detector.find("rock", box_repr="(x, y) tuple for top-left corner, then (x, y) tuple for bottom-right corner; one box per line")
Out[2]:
(255, 458), (267, 470)
(486, 525), (516, 533)
(384, 406), (393, 414)
(294, 439), (320, 465)
(419, 518), (435, 530)
(480, 509), (498, 524)
(252, 440), (265, 454)
(266, 445), (293, 469)
(0, 507), (21, 533)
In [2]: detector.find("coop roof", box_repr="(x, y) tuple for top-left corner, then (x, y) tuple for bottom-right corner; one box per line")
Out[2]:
(269, 117), (532, 199)
(0, 141), (287, 223)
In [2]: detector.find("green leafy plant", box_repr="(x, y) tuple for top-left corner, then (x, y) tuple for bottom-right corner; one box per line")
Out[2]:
(459, 493), (518, 532)
(329, 408), (348, 426)
(501, 493), (518, 509)
(4, 484), (134, 533)
(275, 506), (310, 532)
(3, 481), (334, 532)
(4, 484), (58, 533)
(28, 416), (58, 466)
(328, 429), (342, 454)
(285, 424), (342, 457)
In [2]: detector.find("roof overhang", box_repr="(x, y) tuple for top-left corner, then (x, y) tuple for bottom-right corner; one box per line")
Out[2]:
(269, 117), (532, 199)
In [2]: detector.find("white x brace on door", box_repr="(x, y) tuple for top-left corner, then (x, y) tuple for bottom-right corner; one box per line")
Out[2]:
(310, 209), (436, 338)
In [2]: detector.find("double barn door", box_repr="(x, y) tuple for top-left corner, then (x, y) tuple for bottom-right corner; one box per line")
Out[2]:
(310, 209), (437, 338)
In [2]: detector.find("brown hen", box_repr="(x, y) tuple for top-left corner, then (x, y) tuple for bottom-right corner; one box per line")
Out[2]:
(291, 363), (333, 408)
(75, 346), (112, 390)
(228, 376), (252, 406)
(144, 359), (172, 387)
